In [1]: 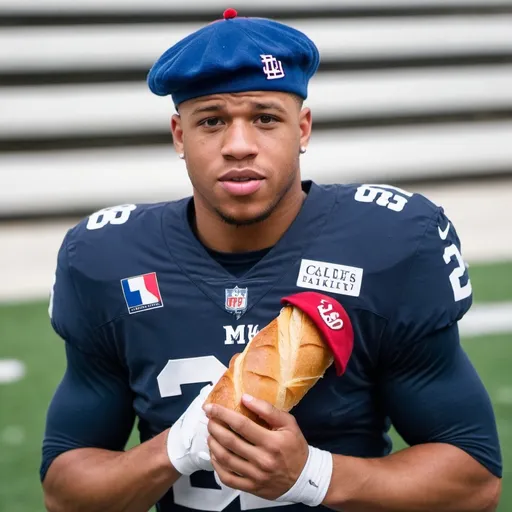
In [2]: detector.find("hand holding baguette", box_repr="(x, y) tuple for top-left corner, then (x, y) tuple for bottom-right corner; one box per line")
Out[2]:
(205, 292), (354, 427)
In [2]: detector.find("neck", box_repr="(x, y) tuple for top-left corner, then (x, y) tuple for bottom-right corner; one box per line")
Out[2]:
(193, 182), (306, 253)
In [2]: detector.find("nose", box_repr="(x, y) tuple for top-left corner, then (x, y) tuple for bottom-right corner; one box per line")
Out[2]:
(221, 121), (258, 160)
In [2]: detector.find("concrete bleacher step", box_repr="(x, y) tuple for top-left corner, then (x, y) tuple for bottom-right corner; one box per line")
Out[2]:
(2, 120), (512, 217)
(2, 0), (512, 217)
(2, 66), (512, 138)
(4, 0), (512, 14)
(2, 15), (512, 73)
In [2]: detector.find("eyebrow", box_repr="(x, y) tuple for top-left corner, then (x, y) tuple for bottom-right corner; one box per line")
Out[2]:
(191, 104), (224, 115)
(253, 102), (287, 114)
(191, 101), (287, 116)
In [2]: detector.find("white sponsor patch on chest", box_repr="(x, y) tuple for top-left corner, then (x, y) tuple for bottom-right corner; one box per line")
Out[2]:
(296, 259), (363, 297)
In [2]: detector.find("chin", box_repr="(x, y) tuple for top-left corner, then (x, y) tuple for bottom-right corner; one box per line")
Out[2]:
(215, 204), (274, 227)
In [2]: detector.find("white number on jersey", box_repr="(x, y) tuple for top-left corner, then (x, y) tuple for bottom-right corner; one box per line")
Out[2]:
(354, 184), (412, 212)
(157, 356), (291, 511)
(86, 204), (137, 230)
(442, 244), (472, 302)
(437, 219), (472, 302)
(48, 273), (56, 319)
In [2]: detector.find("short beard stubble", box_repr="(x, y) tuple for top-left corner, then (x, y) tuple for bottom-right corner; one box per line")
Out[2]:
(214, 170), (299, 227)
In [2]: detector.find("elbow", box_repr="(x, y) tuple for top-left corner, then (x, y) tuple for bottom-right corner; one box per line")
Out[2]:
(44, 493), (64, 512)
(42, 480), (67, 512)
(475, 475), (502, 512)
(485, 477), (502, 512)
(42, 459), (68, 512)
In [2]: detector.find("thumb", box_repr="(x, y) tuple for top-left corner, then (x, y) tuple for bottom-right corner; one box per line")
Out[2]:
(241, 394), (292, 429)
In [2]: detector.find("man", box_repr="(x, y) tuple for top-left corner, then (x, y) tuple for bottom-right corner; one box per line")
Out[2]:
(41, 8), (502, 512)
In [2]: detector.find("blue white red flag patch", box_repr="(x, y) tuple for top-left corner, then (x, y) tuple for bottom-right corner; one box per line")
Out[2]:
(121, 272), (163, 314)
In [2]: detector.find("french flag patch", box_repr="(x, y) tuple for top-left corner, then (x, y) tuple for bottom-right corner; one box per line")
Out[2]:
(121, 272), (164, 314)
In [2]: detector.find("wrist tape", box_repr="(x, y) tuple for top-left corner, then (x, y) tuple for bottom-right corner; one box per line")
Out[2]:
(276, 445), (333, 507)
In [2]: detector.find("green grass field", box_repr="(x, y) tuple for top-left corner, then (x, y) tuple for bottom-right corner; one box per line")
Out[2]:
(0, 261), (511, 511)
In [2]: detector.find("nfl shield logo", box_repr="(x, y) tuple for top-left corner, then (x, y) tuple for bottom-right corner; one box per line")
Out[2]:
(225, 286), (248, 317)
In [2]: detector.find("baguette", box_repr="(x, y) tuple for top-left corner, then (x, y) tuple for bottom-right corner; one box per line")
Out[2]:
(205, 305), (334, 427)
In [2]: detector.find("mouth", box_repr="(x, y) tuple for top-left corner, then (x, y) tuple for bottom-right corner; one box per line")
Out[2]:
(218, 169), (265, 197)
(218, 169), (265, 182)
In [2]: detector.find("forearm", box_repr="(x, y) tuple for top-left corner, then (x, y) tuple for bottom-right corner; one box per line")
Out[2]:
(323, 443), (501, 512)
(43, 429), (180, 512)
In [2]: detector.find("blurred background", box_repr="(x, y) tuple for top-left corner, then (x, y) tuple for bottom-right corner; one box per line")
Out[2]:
(1, 0), (511, 510)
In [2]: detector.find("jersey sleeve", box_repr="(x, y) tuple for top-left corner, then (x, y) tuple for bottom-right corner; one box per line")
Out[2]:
(49, 227), (94, 351)
(385, 205), (473, 347)
(379, 323), (502, 477)
(40, 342), (136, 481)
(49, 226), (114, 359)
(43, 227), (136, 481)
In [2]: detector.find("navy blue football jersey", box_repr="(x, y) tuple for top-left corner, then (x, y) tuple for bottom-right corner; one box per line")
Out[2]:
(46, 180), (495, 511)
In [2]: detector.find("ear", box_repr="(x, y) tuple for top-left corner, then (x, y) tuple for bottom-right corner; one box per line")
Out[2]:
(171, 113), (184, 156)
(298, 106), (312, 151)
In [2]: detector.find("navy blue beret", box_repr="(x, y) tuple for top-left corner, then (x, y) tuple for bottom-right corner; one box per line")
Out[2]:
(147, 8), (320, 106)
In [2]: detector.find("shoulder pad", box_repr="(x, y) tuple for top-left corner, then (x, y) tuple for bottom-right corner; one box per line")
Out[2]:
(337, 183), (471, 344)
(49, 202), (167, 350)
(66, 202), (166, 276)
(338, 183), (440, 268)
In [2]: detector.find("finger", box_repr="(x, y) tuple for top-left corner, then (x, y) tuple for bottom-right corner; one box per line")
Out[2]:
(241, 394), (294, 429)
(208, 435), (260, 481)
(208, 418), (261, 462)
(204, 404), (268, 445)
(211, 456), (255, 494)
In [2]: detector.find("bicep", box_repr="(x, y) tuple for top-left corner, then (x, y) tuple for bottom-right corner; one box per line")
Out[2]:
(380, 324), (502, 478)
(41, 342), (136, 481)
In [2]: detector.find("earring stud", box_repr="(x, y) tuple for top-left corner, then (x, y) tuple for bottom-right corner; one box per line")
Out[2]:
(300, 146), (307, 154)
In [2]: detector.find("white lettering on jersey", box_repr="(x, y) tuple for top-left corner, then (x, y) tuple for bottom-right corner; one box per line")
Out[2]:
(48, 273), (56, 319)
(223, 324), (260, 345)
(86, 204), (136, 230)
(297, 259), (363, 297)
(157, 356), (226, 397)
(354, 184), (412, 212)
(157, 356), (291, 510)
(438, 223), (472, 302)
(246, 324), (259, 341)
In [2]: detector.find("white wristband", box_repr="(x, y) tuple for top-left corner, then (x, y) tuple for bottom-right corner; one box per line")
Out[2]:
(275, 445), (333, 507)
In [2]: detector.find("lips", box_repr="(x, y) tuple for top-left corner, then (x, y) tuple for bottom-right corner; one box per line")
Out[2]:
(219, 169), (265, 182)
(218, 169), (265, 197)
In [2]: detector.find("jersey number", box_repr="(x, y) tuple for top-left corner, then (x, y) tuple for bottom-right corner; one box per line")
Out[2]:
(443, 244), (472, 302)
(86, 204), (137, 230)
(157, 357), (291, 511)
(354, 184), (412, 212)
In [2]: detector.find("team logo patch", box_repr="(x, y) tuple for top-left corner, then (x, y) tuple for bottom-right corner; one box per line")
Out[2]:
(225, 286), (248, 318)
(296, 259), (363, 297)
(121, 272), (163, 314)
(261, 54), (285, 80)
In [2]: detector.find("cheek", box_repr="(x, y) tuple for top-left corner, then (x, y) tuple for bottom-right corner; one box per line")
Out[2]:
(184, 141), (218, 181)
(262, 130), (299, 161)
(184, 135), (209, 158)
(265, 143), (299, 178)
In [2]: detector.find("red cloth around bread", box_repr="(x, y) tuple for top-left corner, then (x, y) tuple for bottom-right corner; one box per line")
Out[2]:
(281, 292), (354, 376)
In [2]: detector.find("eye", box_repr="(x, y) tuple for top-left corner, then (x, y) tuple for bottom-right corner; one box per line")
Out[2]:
(200, 117), (223, 127)
(257, 115), (278, 125)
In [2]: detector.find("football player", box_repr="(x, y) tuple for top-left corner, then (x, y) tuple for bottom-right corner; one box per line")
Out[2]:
(41, 9), (502, 512)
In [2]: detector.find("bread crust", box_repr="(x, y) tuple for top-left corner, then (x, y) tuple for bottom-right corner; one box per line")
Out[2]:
(205, 306), (333, 427)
